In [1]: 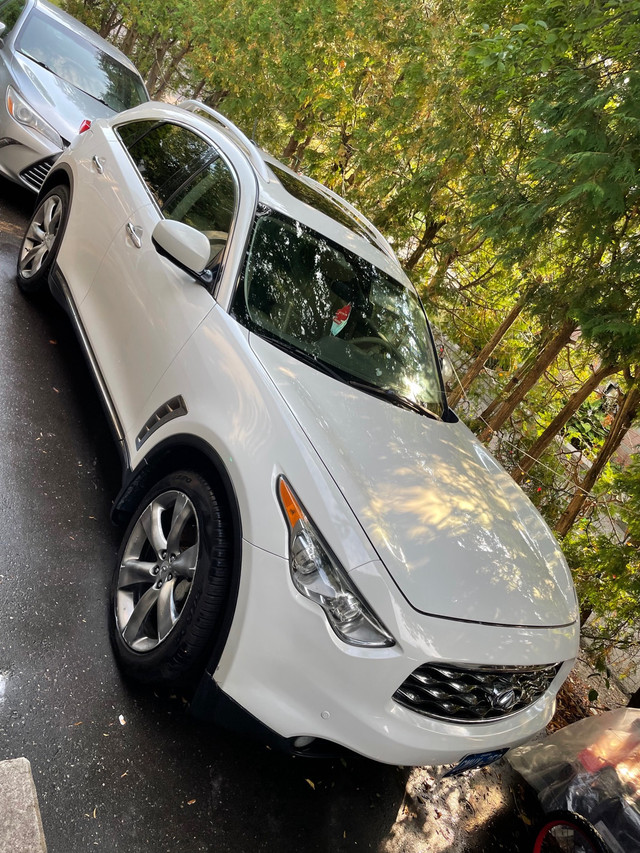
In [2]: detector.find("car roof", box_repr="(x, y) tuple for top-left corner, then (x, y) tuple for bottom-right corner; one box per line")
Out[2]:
(29, 0), (143, 75)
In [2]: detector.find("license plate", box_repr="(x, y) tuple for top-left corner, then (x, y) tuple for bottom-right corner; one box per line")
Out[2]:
(443, 748), (508, 777)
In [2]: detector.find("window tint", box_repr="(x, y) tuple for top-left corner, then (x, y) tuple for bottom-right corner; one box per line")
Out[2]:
(0, 0), (26, 35)
(163, 158), (236, 265)
(118, 120), (237, 266)
(117, 121), (212, 207)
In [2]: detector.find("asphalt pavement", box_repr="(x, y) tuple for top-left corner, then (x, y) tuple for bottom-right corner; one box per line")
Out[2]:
(0, 178), (543, 853)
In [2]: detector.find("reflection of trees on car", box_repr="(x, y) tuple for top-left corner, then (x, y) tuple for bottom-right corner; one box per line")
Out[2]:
(117, 119), (236, 265)
(239, 212), (445, 414)
(15, 7), (146, 109)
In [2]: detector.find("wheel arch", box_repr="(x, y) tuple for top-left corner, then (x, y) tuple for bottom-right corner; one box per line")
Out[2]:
(112, 434), (243, 677)
(37, 162), (74, 202)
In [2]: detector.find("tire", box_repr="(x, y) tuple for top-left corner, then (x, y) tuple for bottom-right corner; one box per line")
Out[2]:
(533, 810), (609, 853)
(17, 184), (69, 294)
(109, 470), (233, 688)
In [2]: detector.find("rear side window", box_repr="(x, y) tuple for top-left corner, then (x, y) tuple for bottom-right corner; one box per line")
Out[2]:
(117, 120), (237, 265)
(0, 0), (26, 35)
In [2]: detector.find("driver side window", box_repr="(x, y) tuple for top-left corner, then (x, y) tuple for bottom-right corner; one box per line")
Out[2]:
(117, 120), (237, 265)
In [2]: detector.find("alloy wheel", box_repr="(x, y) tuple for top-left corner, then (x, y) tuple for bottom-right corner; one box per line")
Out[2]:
(18, 194), (64, 279)
(115, 490), (200, 652)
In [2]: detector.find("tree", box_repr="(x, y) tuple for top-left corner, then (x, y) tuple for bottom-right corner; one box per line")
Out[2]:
(513, 362), (620, 484)
(447, 289), (528, 408)
(563, 451), (640, 659)
(477, 320), (577, 441)
(555, 375), (640, 537)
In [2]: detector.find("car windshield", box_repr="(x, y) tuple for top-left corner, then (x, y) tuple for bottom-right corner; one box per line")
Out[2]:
(16, 9), (147, 111)
(237, 212), (446, 417)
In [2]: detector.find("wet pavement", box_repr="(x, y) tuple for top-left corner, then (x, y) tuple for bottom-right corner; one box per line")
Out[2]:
(0, 178), (543, 853)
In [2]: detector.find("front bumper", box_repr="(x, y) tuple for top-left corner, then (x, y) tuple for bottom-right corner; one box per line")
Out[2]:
(210, 540), (578, 766)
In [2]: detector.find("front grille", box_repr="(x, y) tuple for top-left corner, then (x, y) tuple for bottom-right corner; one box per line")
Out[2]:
(393, 661), (562, 722)
(20, 156), (57, 191)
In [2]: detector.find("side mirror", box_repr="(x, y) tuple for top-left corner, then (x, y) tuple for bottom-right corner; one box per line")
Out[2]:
(152, 219), (212, 286)
(0, 22), (6, 45)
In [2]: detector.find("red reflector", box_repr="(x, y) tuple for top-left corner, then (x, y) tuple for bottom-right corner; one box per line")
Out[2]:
(79, 119), (92, 134)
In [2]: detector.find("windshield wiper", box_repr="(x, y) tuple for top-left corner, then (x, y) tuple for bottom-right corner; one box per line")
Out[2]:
(252, 330), (347, 382)
(20, 52), (113, 107)
(21, 53), (56, 75)
(348, 379), (442, 420)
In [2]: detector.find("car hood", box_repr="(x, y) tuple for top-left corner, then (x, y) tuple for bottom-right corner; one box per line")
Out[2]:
(12, 53), (114, 141)
(251, 336), (578, 629)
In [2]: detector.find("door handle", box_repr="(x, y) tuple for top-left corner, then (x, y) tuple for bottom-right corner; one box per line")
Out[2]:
(92, 155), (105, 174)
(126, 222), (143, 249)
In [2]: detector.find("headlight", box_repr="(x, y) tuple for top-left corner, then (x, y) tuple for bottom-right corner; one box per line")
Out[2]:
(277, 477), (395, 648)
(6, 86), (63, 147)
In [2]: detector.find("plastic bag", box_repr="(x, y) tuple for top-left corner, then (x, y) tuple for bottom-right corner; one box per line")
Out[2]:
(508, 708), (640, 853)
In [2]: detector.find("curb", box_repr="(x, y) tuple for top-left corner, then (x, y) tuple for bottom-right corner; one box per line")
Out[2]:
(0, 758), (47, 853)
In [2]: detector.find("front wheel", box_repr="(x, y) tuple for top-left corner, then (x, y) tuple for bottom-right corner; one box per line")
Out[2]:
(17, 184), (69, 294)
(109, 470), (233, 688)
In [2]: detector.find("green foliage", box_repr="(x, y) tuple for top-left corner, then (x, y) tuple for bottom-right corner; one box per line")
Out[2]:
(515, 446), (570, 525)
(563, 399), (612, 456)
(461, 0), (640, 362)
(564, 453), (640, 660)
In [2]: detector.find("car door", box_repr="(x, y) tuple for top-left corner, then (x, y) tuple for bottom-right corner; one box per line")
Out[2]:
(77, 117), (238, 437)
(54, 120), (155, 305)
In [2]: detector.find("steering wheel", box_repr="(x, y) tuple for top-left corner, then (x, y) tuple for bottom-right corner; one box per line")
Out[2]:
(350, 336), (400, 358)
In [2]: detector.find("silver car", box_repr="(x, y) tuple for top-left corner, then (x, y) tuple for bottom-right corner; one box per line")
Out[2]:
(0, 0), (147, 192)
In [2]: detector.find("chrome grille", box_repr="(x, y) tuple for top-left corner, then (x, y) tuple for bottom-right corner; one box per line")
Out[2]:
(20, 156), (57, 191)
(393, 661), (562, 722)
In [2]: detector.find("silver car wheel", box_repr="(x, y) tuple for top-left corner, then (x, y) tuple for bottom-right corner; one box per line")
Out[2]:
(115, 490), (200, 653)
(18, 194), (64, 279)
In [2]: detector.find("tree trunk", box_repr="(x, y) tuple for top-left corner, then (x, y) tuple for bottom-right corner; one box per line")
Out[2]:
(478, 319), (576, 442)
(153, 41), (193, 99)
(121, 25), (139, 57)
(479, 364), (528, 424)
(145, 38), (176, 96)
(448, 294), (527, 408)
(282, 116), (311, 162)
(554, 383), (640, 538)
(99, 5), (121, 39)
(405, 219), (444, 272)
(478, 330), (554, 424)
(512, 362), (620, 483)
(192, 79), (207, 101)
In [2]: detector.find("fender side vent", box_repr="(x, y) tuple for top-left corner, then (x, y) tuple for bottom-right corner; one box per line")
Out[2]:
(136, 396), (187, 449)
(20, 156), (58, 191)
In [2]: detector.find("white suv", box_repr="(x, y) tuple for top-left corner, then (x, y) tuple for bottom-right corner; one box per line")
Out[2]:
(17, 100), (579, 768)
